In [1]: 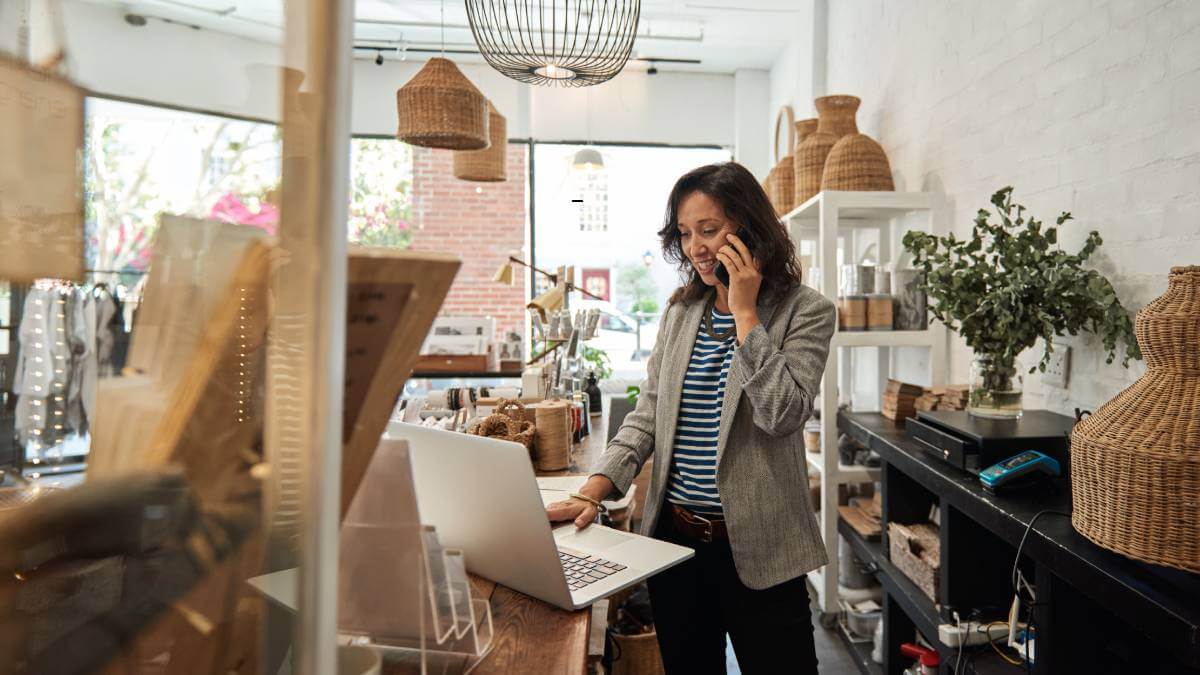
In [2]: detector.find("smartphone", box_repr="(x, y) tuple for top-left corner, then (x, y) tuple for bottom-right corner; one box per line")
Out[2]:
(714, 228), (756, 287)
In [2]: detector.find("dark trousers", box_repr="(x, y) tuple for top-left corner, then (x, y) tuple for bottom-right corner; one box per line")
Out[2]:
(646, 514), (819, 675)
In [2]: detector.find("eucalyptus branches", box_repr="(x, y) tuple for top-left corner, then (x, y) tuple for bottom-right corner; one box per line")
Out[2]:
(902, 187), (1140, 377)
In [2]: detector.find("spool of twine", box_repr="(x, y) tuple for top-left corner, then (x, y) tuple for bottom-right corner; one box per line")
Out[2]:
(533, 400), (572, 471)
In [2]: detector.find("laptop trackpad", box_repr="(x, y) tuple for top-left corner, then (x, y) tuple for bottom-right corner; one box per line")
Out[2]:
(555, 525), (633, 552)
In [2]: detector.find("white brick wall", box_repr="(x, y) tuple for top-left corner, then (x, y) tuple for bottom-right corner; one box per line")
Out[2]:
(824, 0), (1200, 415)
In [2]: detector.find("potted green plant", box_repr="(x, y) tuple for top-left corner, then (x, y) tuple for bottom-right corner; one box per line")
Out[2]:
(902, 187), (1140, 419)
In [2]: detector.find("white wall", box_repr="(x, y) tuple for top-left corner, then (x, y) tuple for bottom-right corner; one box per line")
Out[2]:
(50, 0), (759, 151)
(766, 0), (820, 164)
(821, 0), (1200, 416)
(734, 69), (771, 177)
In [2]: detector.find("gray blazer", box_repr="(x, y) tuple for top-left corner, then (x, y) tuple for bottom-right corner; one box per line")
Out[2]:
(594, 284), (836, 590)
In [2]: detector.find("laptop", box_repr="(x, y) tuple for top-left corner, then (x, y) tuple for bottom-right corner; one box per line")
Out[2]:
(385, 422), (693, 611)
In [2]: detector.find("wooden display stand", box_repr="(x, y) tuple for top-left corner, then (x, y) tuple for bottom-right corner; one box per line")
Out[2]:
(339, 248), (460, 520)
(89, 216), (274, 508)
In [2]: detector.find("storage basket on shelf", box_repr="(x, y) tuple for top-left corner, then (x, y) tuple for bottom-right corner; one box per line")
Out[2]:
(396, 57), (489, 150)
(1071, 265), (1200, 574)
(888, 521), (940, 603)
(770, 105), (796, 216)
(453, 100), (507, 181)
(795, 95), (860, 205)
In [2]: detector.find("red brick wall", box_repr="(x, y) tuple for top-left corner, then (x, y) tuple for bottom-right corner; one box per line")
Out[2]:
(409, 144), (528, 345)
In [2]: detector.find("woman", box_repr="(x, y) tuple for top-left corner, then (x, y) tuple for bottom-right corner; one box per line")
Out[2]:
(546, 161), (835, 673)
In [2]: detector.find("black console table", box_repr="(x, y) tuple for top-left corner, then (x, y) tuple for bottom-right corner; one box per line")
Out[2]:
(836, 411), (1200, 675)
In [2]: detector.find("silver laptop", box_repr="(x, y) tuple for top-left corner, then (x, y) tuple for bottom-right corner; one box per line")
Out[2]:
(386, 422), (693, 611)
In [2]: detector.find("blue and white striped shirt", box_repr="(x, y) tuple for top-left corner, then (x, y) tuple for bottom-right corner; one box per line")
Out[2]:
(665, 306), (736, 518)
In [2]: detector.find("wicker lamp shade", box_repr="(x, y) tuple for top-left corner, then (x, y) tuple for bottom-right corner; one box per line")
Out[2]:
(822, 133), (895, 191)
(453, 101), (507, 182)
(397, 57), (489, 150)
(795, 95), (860, 204)
(791, 118), (818, 206)
(1071, 265), (1200, 573)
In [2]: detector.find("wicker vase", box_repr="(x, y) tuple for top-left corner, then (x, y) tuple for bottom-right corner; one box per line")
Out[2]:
(791, 118), (818, 206)
(795, 95), (860, 204)
(763, 166), (780, 216)
(822, 133), (895, 191)
(453, 101), (507, 182)
(1071, 265), (1200, 573)
(396, 57), (488, 150)
(770, 105), (796, 216)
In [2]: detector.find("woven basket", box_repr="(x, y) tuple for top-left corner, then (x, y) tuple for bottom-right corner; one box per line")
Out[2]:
(468, 399), (536, 453)
(791, 118), (818, 206)
(609, 630), (665, 675)
(453, 101), (507, 182)
(795, 95), (860, 204)
(822, 133), (895, 192)
(397, 57), (488, 150)
(771, 105), (796, 215)
(1071, 266), (1200, 573)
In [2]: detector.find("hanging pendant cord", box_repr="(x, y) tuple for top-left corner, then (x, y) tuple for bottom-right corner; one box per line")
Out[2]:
(440, 0), (446, 56)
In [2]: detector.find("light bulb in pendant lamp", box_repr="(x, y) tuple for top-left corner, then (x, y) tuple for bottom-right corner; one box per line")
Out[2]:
(396, 57), (489, 150)
(454, 100), (508, 182)
(572, 147), (604, 171)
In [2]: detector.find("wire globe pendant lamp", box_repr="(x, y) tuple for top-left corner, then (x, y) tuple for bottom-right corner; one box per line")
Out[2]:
(465, 0), (642, 87)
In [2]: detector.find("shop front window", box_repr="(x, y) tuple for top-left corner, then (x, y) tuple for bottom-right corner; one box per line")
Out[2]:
(533, 143), (731, 382)
(84, 98), (282, 276)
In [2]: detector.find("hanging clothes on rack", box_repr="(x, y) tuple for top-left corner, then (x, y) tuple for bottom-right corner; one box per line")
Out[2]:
(12, 280), (118, 461)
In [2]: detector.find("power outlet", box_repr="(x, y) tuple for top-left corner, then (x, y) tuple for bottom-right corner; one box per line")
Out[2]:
(1043, 345), (1071, 388)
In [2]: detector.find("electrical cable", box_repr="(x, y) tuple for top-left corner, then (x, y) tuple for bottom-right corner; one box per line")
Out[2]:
(977, 621), (1023, 666)
(1007, 510), (1067, 671)
(955, 613), (966, 675)
(1011, 509), (1070, 597)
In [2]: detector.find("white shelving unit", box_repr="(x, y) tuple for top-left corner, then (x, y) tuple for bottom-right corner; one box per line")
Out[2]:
(782, 191), (947, 621)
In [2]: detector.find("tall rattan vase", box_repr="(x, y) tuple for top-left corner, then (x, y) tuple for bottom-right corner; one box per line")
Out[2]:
(397, 57), (488, 150)
(453, 101), (507, 182)
(1071, 265), (1200, 573)
(791, 118), (818, 207)
(795, 95), (860, 204)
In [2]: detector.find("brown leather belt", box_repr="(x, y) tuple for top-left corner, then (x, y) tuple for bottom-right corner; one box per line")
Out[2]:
(667, 503), (727, 543)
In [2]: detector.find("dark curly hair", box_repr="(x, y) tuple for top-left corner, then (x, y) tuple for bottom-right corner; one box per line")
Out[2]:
(659, 162), (803, 306)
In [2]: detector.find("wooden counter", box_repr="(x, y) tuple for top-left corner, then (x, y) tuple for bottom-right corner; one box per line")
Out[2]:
(387, 409), (612, 675)
(466, 575), (591, 675)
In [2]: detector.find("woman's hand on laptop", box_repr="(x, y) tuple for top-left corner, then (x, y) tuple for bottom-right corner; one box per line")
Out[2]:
(546, 475), (616, 529)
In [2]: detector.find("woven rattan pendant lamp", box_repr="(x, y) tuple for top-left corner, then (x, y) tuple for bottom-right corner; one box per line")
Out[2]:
(396, 57), (489, 150)
(454, 101), (507, 181)
(465, 0), (641, 87)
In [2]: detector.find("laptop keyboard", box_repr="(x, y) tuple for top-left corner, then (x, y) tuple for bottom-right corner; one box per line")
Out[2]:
(558, 547), (627, 592)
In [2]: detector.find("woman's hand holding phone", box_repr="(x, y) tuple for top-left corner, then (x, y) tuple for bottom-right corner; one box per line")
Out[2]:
(716, 233), (763, 320)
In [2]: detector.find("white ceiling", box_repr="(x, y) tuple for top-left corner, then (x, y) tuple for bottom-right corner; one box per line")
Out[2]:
(83, 0), (802, 74)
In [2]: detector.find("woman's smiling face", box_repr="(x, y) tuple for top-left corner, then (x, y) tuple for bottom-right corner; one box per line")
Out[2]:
(676, 191), (736, 286)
